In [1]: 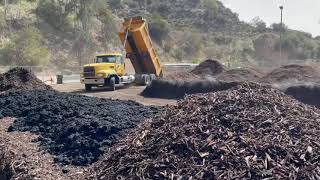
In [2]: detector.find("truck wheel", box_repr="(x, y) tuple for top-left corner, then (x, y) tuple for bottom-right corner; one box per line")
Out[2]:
(110, 77), (116, 91)
(85, 84), (92, 91)
(143, 75), (151, 86)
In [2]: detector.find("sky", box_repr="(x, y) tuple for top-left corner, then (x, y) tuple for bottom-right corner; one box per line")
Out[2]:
(220, 0), (320, 37)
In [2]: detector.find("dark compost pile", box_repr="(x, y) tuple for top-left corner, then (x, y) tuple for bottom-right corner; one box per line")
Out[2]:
(285, 83), (320, 108)
(260, 64), (320, 84)
(91, 83), (320, 179)
(0, 67), (52, 92)
(191, 59), (225, 77)
(0, 90), (160, 166)
(141, 79), (239, 99)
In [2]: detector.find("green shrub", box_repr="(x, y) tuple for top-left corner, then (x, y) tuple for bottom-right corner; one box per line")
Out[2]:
(36, 0), (72, 31)
(108, 0), (122, 8)
(172, 48), (185, 62)
(0, 7), (6, 31)
(148, 15), (170, 42)
(183, 33), (204, 57)
(204, 0), (218, 20)
(0, 27), (50, 66)
(274, 31), (319, 59)
(192, 59), (200, 64)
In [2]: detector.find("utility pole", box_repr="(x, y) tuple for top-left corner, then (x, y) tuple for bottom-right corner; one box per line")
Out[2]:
(279, 5), (284, 63)
(144, 0), (147, 16)
(4, 0), (7, 19)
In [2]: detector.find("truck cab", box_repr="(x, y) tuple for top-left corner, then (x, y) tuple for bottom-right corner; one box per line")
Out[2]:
(81, 53), (134, 91)
(81, 16), (163, 91)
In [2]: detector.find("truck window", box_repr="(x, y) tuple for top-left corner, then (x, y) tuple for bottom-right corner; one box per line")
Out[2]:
(96, 56), (117, 63)
(116, 56), (123, 64)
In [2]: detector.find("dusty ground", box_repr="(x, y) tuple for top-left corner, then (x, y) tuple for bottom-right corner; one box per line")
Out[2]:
(52, 83), (176, 106)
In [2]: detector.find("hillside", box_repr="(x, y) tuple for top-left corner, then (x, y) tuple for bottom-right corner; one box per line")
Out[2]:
(0, 0), (319, 72)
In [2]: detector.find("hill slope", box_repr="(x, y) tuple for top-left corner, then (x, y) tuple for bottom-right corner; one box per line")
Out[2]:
(0, 0), (319, 71)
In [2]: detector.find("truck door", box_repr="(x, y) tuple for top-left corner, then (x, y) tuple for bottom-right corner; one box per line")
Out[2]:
(116, 56), (125, 76)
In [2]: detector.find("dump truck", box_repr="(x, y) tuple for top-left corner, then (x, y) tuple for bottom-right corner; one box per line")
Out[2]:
(81, 16), (163, 91)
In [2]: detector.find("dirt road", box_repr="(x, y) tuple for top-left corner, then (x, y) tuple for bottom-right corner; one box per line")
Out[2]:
(52, 83), (176, 106)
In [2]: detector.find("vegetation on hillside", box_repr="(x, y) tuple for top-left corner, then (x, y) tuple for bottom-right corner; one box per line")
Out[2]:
(0, 0), (319, 71)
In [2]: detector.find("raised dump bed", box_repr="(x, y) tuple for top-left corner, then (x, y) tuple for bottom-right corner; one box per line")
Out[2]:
(119, 16), (163, 82)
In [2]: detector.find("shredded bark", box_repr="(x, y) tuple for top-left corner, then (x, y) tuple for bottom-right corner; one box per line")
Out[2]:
(91, 82), (320, 179)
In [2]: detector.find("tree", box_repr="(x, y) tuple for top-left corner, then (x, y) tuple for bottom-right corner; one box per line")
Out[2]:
(227, 39), (254, 66)
(92, 0), (117, 44)
(271, 23), (287, 32)
(317, 46), (320, 59)
(204, 0), (218, 20)
(0, 27), (50, 66)
(0, 6), (6, 31)
(107, 0), (122, 8)
(251, 16), (267, 33)
(36, 0), (73, 31)
(148, 15), (170, 43)
(183, 33), (204, 57)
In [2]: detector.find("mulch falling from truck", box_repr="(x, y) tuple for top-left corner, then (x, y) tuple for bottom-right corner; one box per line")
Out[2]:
(90, 83), (320, 179)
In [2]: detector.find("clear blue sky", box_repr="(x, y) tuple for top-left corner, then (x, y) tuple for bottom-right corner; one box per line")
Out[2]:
(220, 0), (320, 36)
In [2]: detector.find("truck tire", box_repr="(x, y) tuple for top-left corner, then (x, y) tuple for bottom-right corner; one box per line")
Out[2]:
(85, 84), (92, 91)
(143, 75), (151, 86)
(110, 77), (116, 91)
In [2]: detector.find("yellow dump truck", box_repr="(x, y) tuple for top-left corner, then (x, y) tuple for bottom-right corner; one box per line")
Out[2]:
(81, 16), (163, 91)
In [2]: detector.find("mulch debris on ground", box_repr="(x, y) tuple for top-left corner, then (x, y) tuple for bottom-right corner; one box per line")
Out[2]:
(0, 90), (160, 166)
(191, 59), (225, 77)
(260, 64), (320, 84)
(0, 67), (53, 92)
(90, 83), (320, 179)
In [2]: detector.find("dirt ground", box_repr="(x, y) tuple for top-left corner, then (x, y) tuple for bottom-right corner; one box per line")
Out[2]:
(52, 83), (176, 106)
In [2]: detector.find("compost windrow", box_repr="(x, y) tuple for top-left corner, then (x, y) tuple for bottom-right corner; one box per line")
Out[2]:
(141, 79), (239, 99)
(260, 64), (320, 84)
(191, 59), (225, 77)
(0, 67), (53, 92)
(92, 83), (320, 179)
(0, 90), (160, 166)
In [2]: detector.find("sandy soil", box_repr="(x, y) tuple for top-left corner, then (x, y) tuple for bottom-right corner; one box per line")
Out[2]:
(52, 83), (176, 106)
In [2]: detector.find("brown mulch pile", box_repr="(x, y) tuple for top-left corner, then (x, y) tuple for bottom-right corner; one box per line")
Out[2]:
(260, 64), (320, 84)
(90, 83), (320, 179)
(164, 71), (200, 81)
(191, 59), (225, 77)
(0, 118), (85, 180)
(216, 68), (263, 82)
(0, 68), (53, 92)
